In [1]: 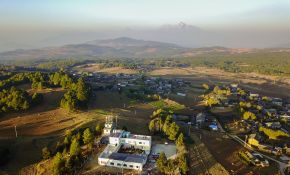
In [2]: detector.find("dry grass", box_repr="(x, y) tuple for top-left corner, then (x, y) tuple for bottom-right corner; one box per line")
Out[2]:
(78, 64), (138, 74)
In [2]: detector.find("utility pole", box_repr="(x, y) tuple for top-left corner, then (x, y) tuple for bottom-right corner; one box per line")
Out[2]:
(14, 125), (18, 138)
(187, 122), (191, 136)
(116, 115), (118, 128)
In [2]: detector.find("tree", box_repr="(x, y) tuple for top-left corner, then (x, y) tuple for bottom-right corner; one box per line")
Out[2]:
(95, 123), (103, 135)
(243, 111), (257, 120)
(69, 138), (80, 156)
(178, 154), (189, 174)
(76, 78), (88, 102)
(206, 98), (219, 107)
(167, 122), (180, 140)
(176, 133), (185, 148)
(149, 119), (156, 132)
(156, 152), (167, 173)
(83, 128), (94, 145)
(52, 152), (64, 175)
(42, 147), (51, 160)
(63, 137), (70, 146)
(202, 83), (209, 90)
(162, 115), (172, 134)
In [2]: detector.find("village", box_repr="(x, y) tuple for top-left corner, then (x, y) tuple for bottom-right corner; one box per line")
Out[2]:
(202, 83), (290, 173)
(68, 70), (290, 174)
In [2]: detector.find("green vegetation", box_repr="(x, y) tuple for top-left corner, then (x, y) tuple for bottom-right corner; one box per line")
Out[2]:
(82, 128), (94, 147)
(95, 123), (103, 135)
(243, 111), (257, 120)
(149, 109), (180, 140)
(49, 126), (103, 175)
(0, 87), (39, 114)
(238, 151), (251, 166)
(259, 127), (289, 140)
(156, 152), (188, 175)
(60, 78), (90, 111)
(52, 152), (64, 175)
(149, 99), (185, 111)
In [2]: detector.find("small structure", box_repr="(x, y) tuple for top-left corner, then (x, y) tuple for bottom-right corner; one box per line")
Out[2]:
(196, 113), (206, 125)
(177, 92), (186, 97)
(103, 116), (115, 135)
(209, 123), (218, 131)
(98, 119), (152, 171)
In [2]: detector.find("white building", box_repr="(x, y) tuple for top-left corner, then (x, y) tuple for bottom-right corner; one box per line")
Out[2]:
(98, 119), (152, 171)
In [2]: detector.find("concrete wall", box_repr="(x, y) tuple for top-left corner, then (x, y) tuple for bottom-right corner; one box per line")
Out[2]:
(98, 157), (143, 171)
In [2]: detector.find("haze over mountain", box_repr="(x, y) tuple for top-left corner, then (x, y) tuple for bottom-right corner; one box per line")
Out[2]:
(0, 37), (189, 60)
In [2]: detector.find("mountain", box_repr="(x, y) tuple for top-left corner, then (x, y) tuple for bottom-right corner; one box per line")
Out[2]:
(0, 37), (188, 60)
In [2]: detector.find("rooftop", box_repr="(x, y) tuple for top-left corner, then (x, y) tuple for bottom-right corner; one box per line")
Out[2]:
(127, 134), (151, 141)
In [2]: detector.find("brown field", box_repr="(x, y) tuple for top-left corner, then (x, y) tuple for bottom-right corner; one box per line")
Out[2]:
(200, 130), (280, 175)
(0, 90), (154, 174)
(77, 64), (138, 74)
(0, 88), (105, 174)
(148, 67), (290, 98)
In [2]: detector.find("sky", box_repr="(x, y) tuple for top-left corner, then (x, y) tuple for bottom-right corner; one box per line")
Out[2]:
(1, 0), (290, 50)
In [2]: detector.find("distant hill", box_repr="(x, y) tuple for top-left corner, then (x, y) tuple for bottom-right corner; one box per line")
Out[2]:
(0, 37), (289, 61)
(0, 37), (189, 60)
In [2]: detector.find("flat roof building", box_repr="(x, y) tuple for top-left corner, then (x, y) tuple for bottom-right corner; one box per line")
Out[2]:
(98, 120), (152, 171)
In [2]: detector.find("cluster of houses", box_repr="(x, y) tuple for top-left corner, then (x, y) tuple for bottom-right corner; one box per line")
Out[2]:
(98, 116), (152, 171)
(144, 77), (190, 96)
(72, 70), (191, 98)
(210, 83), (290, 159)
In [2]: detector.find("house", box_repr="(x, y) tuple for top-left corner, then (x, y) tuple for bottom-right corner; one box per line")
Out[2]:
(280, 114), (290, 122)
(177, 92), (186, 97)
(196, 113), (206, 125)
(265, 122), (281, 129)
(98, 119), (152, 171)
(249, 93), (259, 98)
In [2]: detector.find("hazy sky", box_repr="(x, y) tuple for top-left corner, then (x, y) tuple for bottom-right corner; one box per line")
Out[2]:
(1, 0), (290, 51)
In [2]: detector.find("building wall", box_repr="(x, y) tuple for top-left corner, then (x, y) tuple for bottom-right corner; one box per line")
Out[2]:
(98, 157), (143, 171)
(109, 137), (120, 145)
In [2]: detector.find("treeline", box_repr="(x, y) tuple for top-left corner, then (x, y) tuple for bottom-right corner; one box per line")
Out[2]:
(0, 71), (91, 113)
(0, 58), (93, 71)
(148, 108), (189, 174)
(60, 78), (90, 111)
(0, 87), (43, 114)
(42, 124), (103, 175)
(90, 51), (290, 77)
(0, 72), (46, 90)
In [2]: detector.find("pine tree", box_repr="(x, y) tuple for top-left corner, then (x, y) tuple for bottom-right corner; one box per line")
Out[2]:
(176, 133), (185, 148)
(95, 123), (103, 135)
(76, 78), (87, 102)
(69, 138), (80, 156)
(83, 128), (94, 145)
(178, 154), (189, 174)
(168, 122), (180, 140)
(52, 152), (64, 175)
(149, 119), (156, 132)
(156, 152), (167, 173)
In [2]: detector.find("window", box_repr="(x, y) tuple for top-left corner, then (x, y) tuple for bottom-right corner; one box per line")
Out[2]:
(123, 164), (127, 167)
(136, 166), (139, 168)
(129, 165), (133, 168)
(139, 142), (142, 144)
(110, 162), (114, 165)
(117, 163), (121, 166)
